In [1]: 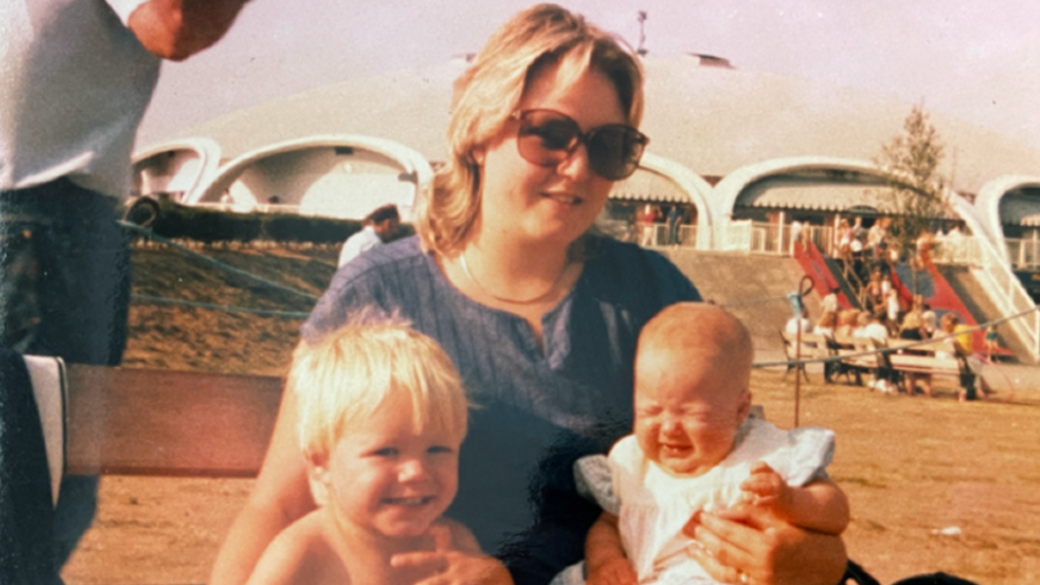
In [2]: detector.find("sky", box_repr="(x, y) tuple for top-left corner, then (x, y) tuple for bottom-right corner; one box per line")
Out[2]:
(137, 0), (1040, 154)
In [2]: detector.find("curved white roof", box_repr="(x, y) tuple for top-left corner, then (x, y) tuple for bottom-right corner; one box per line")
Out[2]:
(168, 56), (1040, 195)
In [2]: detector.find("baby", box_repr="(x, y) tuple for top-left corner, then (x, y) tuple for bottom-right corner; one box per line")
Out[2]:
(247, 316), (511, 585)
(557, 303), (849, 585)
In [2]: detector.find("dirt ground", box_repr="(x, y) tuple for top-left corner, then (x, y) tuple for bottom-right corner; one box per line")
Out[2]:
(59, 246), (1040, 585)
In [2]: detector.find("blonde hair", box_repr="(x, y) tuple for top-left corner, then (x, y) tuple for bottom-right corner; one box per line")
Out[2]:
(289, 312), (469, 457)
(415, 3), (644, 255)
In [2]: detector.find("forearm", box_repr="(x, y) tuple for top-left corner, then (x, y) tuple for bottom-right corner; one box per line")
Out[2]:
(783, 481), (850, 535)
(585, 512), (628, 572)
(128, 0), (248, 61)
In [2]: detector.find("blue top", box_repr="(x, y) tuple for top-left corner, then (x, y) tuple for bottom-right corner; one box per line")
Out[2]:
(303, 235), (701, 584)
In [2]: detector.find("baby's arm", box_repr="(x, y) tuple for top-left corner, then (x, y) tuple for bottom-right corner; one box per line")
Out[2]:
(740, 461), (850, 535)
(245, 511), (343, 585)
(585, 511), (638, 585)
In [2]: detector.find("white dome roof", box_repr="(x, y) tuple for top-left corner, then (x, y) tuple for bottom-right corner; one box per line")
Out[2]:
(171, 55), (1040, 194)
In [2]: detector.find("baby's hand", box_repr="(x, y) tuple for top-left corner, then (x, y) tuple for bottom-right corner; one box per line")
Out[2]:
(390, 524), (511, 585)
(740, 461), (792, 513)
(587, 557), (638, 585)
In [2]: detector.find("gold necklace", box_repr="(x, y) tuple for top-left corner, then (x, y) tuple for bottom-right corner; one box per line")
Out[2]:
(459, 251), (570, 305)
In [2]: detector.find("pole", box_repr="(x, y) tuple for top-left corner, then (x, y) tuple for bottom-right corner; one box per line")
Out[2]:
(793, 275), (814, 427)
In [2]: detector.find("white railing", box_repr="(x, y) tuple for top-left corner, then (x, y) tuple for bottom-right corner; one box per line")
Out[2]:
(718, 220), (752, 252)
(929, 236), (982, 266)
(599, 220), (698, 248)
(1005, 238), (1040, 271)
(715, 221), (833, 257)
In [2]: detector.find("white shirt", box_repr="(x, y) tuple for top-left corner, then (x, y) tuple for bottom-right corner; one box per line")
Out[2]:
(785, 316), (813, 335)
(821, 292), (839, 314)
(1, 0), (159, 199)
(337, 225), (384, 267)
(608, 420), (834, 584)
(854, 322), (889, 342)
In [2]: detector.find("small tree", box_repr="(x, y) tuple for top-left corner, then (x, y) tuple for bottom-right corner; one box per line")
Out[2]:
(875, 105), (948, 295)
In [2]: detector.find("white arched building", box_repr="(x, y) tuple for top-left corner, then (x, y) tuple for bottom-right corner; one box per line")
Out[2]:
(135, 54), (1040, 357)
(191, 134), (433, 221)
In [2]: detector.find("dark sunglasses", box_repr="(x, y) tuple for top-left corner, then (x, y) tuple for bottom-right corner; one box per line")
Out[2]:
(513, 109), (649, 181)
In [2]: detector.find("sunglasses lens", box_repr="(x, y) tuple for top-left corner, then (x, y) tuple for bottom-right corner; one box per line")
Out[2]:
(515, 110), (648, 180)
(587, 126), (647, 181)
(517, 112), (580, 166)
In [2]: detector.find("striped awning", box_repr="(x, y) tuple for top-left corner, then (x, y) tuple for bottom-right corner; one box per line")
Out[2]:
(1000, 194), (1040, 226)
(609, 169), (689, 203)
(739, 183), (896, 213)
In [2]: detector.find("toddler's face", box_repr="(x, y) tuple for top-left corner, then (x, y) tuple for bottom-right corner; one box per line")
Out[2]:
(634, 347), (749, 476)
(313, 395), (462, 539)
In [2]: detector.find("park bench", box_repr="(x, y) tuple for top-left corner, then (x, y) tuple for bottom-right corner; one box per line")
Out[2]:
(780, 330), (850, 384)
(832, 334), (892, 387)
(885, 339), (974, 394)
(64, 364), (282, 477)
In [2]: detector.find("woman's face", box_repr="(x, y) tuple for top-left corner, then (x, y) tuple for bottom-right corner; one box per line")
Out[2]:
(474, 61), (627, 249)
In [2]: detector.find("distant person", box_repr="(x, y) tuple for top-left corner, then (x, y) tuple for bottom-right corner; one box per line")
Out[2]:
(821, 287), (840, 314)
(337, 204), (401, 267)
(935, 313), (994, 401)
(897, 311), (933, 397)
(1, 0), (248, 580)
(666, 205), (680, 245)
(815, 310), (838, 339)
(246, 316), (510, 585)
(638, 204), (659, 246)
(554, 304), (848, 585)
(785, 308), (813, 335)
(854, 312), (895, 393)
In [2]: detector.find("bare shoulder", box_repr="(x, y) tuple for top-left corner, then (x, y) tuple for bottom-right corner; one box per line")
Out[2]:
(248, 510), (349, 585)
(436, 517), (483, 554)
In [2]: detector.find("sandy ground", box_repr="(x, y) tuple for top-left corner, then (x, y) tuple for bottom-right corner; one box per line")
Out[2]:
(59, 246), (1040, 585)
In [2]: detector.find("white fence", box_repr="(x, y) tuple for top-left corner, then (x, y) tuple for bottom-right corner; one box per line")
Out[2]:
(713, 221), (833, 256)
(1005, 238), (1040, 271)
(599, 220), (698, 248)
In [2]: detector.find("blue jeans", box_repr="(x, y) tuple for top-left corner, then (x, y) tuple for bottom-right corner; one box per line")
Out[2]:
(0, 178), (130, 571)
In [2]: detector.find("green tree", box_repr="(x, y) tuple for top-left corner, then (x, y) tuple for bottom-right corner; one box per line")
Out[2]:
(875, 105), (948, 293)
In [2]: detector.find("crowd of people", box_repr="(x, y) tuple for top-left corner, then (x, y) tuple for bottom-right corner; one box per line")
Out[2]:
(786, 292), (996, 401)
(624, 203), (690, 246)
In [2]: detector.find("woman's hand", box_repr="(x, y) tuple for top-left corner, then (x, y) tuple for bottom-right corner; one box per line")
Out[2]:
(683, 504), (847, 585)
(390, 524), (513, 585)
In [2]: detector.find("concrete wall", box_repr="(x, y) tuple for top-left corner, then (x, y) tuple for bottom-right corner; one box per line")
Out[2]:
(658, 248), (821, 360)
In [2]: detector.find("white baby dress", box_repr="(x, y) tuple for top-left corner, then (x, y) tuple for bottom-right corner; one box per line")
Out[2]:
(563, 418), (835, 585)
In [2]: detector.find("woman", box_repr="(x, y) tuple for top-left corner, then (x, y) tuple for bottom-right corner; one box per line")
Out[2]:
(897, 311), (933, 397)
(210, 6), (846, 585)
(815, 310), (838, 339)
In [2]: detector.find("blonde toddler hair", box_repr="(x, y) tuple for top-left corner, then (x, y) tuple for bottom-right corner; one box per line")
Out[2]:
(289, 311), (469, 458)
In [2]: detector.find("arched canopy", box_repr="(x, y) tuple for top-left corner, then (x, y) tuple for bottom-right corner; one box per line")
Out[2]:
(192, 134), (433, 221)
(975, 175), (1040, 264)
(713, 157), (893, 222)
(131, 138), (221, 202)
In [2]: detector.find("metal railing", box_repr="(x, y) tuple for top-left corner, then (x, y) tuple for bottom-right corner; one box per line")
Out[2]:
(929, 235), (1039, 359)
(1005, 238), (1040, 270)
(599, 220), (698, 248)
(714, 221), (834, 257)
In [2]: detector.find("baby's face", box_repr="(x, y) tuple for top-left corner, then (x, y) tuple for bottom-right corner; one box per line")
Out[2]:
(634, 347), (748, 476)
(312, 395), (462, 539)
